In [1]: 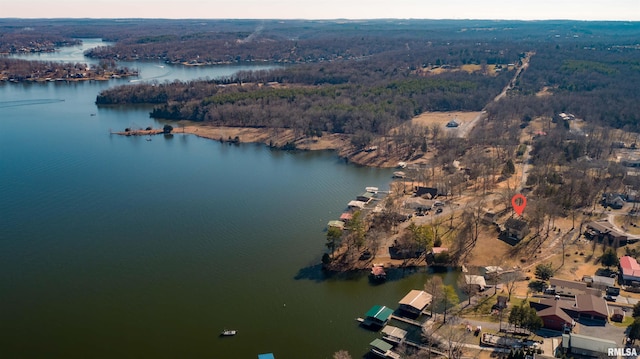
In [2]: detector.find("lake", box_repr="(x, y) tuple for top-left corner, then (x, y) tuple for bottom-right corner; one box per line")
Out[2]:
(0, 39), (458, 359)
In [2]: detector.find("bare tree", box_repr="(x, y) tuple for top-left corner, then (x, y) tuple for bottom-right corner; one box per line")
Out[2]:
(424, 276), (444, 318)
(502, 271), (522, 301)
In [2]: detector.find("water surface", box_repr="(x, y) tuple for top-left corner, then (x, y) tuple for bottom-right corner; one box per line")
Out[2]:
(0, 40), (455, 359)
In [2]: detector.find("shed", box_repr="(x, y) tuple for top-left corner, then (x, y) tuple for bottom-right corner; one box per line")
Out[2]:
(398, 290), (432, 315)
(611, 308), (625, 322)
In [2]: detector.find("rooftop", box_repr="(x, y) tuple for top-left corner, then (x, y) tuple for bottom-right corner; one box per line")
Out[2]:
(398, 290), (433, 310)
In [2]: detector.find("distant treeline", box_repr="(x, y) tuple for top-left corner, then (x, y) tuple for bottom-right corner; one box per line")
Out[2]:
(96, 55), (512, 140)
(3, 18), (640, 134)
(487, 41), (640, 131)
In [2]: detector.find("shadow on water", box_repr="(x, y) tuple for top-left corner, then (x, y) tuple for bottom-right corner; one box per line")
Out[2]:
(294, 263), (431, 284)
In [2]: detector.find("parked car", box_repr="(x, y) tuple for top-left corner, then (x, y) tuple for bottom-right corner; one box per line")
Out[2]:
(436, 208), (443, 214)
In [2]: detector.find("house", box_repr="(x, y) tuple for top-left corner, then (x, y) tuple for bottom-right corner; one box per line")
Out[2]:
(398, 290), (432, 316)
(464, 275), (486, 291)
(561, 333), (617, 358)
(362, 305), (394, 329)
(414, 186), (438, 199)
(611, 308), (625, 322)
(602, 193), (625, 209)
(620, 255), (640, 283)
(548, 278), (602, 297)
(530, 298), (575, 332)
(404, 197), (434, 212)
(574, 293), (609, 322)
(530, 294), (608, 331)
(503, 217), (529, 241)
(585, 221), (629, 245)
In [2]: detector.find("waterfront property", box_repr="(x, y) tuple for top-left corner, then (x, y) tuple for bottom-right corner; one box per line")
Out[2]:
(361, 305), (394, 329)
(398, 290), (432, 317)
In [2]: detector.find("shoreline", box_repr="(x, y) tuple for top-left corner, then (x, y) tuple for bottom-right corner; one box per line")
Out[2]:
(174, 123), (406, 168)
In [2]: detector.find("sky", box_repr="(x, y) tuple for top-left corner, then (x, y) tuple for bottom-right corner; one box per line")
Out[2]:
(1, 0), (639, 21)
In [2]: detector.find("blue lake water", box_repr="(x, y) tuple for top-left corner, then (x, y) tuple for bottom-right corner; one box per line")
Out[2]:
(0, 39), (458, 359)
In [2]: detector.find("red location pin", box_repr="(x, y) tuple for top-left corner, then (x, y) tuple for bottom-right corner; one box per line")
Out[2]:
(511, 194), (527, 216)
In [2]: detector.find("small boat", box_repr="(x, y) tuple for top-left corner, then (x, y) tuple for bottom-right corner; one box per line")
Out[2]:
(220, 329), (237, 336)
(146, 137), (152, 141)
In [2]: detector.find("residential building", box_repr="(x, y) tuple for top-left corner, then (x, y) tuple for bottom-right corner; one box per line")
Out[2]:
(620, 255), (640, 283)
(548, 278), (602, 297)
(530, 294), (609, 331)
(503, 217), (529, 241)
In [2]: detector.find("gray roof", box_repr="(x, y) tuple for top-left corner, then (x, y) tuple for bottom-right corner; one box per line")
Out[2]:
(564, 333), (617, 354)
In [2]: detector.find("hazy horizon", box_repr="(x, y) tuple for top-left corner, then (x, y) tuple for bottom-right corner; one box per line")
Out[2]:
(1, 0), (639, 21)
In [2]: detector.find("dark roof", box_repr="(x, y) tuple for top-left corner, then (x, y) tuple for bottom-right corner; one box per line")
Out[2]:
(505, 217), (528, 230)
(414, 186), (438, 199)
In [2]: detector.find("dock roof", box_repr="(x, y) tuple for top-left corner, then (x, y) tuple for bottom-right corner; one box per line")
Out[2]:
(370, 338), (393, 352)
(365, 305), (394, 322)
(399, 290), (433, 311)
(382, 325), (408, 340)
